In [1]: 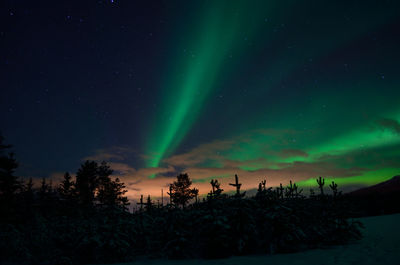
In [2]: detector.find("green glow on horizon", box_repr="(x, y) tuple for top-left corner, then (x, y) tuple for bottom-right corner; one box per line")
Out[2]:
(207, 117), (400, 174)
(308, 124), (400, 157)
(297, 167), (399, 188)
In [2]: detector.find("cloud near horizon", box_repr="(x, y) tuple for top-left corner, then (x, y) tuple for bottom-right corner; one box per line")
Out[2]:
(56, 124), (400, 202)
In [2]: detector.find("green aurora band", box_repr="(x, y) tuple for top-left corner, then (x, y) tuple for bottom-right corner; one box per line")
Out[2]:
(145, 1), (276, 170)
(144, 1), (400, 187)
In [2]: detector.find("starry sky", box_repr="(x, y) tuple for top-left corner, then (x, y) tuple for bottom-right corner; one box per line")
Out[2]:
(1, 0), (400, 200)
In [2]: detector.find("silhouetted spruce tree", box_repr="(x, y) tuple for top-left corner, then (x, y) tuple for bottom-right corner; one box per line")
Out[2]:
(329, 181), (341, 198)
(168, 173), (197, 208)
(75, 160), (99, 206)
(276, 183), (284, 199)
(0, 135), (21, 204)
(229, 174), (245, 198)
(97, 161), (113, 183)
(137, 194), (145, 210)
(39, 177), (57, 205)
(285, 180), (302, 199)
(257, 179), (266, 192)
(58, 172), (74, 200)
(24, 177), (34, 202)
(97, 161), (129, 209)
(145, 195), (153, 211)
(96, 161), (112, 206)
(20, 177), (35, 214)
(208, 179), (223, 199)
(109, 178), (129, 209)
(256, 179), (267, 198)
(193, 187), (199, 203)
(316, 176), (325, 196)
(39, 177), (49, 200)
(38, 177), (59, 214)
(285, 180), (294, 199)
(293, 182), (303, 198)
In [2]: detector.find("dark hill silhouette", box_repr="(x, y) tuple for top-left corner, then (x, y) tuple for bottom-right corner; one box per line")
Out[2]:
(345, 175), (400, 217)
(348, 175), (400, 196)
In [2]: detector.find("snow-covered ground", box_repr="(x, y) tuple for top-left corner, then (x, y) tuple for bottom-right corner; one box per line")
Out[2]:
(102, 213), (400, 265)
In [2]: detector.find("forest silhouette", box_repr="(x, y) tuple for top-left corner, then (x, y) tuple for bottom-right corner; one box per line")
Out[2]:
(0, 134), (385, 264)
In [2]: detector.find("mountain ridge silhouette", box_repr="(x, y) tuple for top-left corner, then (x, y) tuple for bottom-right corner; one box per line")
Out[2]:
(348, 175), (400, 196)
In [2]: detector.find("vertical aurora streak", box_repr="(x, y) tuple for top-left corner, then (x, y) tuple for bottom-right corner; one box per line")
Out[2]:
(145, 2), (273, 170)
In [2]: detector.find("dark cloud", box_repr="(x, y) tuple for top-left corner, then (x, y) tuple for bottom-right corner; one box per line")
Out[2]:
(127, 180), (142, 186)
(84, 146), (137, 162)
(128, 187), (141, 192)
(279, 149), (309, 158)
(377, 118), (400, 134)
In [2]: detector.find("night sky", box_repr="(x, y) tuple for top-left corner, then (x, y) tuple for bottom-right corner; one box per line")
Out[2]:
(1, 0), (400, 200)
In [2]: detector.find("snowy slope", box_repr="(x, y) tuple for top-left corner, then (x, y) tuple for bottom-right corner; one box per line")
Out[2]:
(98, 213), (400, 265)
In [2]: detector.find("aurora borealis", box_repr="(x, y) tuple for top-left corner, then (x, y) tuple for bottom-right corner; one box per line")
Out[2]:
(145, 1), (266, 169)
(1, 0), (400, 200)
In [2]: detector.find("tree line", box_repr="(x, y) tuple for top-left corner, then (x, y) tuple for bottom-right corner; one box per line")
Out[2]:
(0, 135), (363, 264)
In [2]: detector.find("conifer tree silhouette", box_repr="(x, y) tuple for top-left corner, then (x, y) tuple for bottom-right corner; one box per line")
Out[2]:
(0, 135), (20, 203)
(58, 172), (74, 200)
(168, 184), (173, 206)
(229, 174), (245, 197)
(193, 187), (199, 203)
(329, 180), (341, 198)
(145, 195), (153, 211)
(285, 180), (295, 199)
(137, 194), (145, 210)
(39, 177), (49, 200)
(293, 182), (302, 198)
(24, 177), (34, 202)
(208, 179), (223, 199)
(316, 176), (325, 196)
(96, 161), (113, 206)
(110, 177), (129, 209)
(276, 183), (284, 199)
(75, 160), (99, 206)
(85, 161), (130, 209)
(168, 173), (197, 208)
(257, 179), (266, 193)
